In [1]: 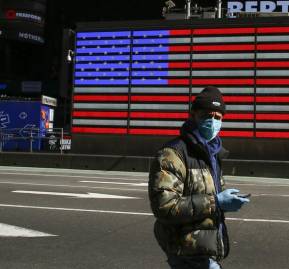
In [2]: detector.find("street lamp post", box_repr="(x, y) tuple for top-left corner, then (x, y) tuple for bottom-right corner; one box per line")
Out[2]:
(217, 0), (222, 18)
(186, 0), (191, 19)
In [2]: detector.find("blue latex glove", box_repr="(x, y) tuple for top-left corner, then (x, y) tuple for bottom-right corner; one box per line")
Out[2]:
(217, 189), (250, 212)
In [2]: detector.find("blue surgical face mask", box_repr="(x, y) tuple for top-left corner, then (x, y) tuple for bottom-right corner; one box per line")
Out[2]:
(198, 118), (222, 141)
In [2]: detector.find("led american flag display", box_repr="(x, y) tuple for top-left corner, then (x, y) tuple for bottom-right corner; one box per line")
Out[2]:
(72, 26), (289, 138)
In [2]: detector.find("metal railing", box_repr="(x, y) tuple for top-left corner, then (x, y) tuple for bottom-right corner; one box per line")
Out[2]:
(0, 127), (70, 154)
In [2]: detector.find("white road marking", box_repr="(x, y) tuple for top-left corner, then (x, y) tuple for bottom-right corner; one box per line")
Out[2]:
(0, 181), (147, 192)
(253, 194), (289, 197)
(227, 218), (289, 224)
(0, 204), (288, 224)
(0, 204), (153, 216)
(13, 190), (140, 199)
(227, 183), (289, 187)
(0, 166), (148, 177)
(80, 181), (148, 186)
(0, 172), (147, 181)
(0, 223), (57, 237)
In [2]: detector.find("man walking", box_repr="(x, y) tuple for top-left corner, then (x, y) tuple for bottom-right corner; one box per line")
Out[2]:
(148, 86), (250, 268)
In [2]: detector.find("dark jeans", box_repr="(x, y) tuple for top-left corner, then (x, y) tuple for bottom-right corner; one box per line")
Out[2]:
(167, 255), (222, 269)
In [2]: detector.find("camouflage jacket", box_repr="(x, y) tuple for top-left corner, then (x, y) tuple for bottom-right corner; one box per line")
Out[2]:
(148, 128), (229, 260)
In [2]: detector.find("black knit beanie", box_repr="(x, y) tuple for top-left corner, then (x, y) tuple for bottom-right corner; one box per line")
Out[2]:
(192, 86), (226, 115)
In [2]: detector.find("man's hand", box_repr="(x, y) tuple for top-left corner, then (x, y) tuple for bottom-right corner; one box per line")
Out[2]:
(217, 189), (250, 212)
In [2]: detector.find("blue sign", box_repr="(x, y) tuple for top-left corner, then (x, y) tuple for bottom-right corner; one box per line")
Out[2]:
(0, 101), (47, 151)
(0, 83), (8, 90)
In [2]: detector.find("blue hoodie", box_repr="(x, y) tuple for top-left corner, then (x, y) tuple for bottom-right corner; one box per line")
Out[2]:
(182, 119), (222, 194)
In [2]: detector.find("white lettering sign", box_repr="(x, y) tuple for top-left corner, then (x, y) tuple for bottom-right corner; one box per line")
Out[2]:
(60, 139), (71, 150)
(18, 32), (44, 43)
(42, 95), (57, 107)
(16, 12), (42, 22)
(228, 1), (289, 13)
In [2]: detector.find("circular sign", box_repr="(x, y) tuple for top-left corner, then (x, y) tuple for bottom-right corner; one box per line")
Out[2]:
(5, 9), (16, 20)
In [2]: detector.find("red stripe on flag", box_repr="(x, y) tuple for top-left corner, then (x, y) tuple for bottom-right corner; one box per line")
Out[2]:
(223, 96), (254, 103)
(170, 29), (191, 36)
(129, 129), (180, 136)
(192, 61), (255, 68)
(256, 114), (289, 120)
(256, 61), (289, 68)
(256, 79), (289, 85)
(192, 78), (254, 85)
(72, 111), (128, 118)
(192, 44), (255, 52)
(219, 131), (254, 137)
(193, 28), (255, 35)
(256, 96), (289, 103)
(257, 44), (289, 51)
(169, 79), (190, 85)
(256, 132), (289, 138)
(257, 27), (289, 34)
(130, 112), (189, 119)
(74, 95), (128, 102)
(72, 127), (127, 134)
(169, 46), (190, 52)
(131, 96), (189, 102)
(169, 62), (190, 68)
(223, 113), (254, 120)
(191, 96), (254, 103)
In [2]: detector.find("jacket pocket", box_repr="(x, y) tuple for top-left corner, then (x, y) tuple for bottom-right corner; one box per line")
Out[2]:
(179, 229), (219, 256)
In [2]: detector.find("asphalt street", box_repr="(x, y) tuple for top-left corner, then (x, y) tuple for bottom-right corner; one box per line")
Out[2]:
(0, 166), (288, 269)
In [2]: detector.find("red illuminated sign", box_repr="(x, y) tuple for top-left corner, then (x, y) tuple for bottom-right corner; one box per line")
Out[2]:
(5, 10), (16, 20)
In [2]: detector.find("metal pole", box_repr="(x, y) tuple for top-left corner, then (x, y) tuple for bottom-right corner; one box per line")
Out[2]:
(186, 0), (191, 19)
(60, 128), (63, 154)
(0, 130), (2, 152)
(30, 129), (33, 153)
(217, 0), (222, 18)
